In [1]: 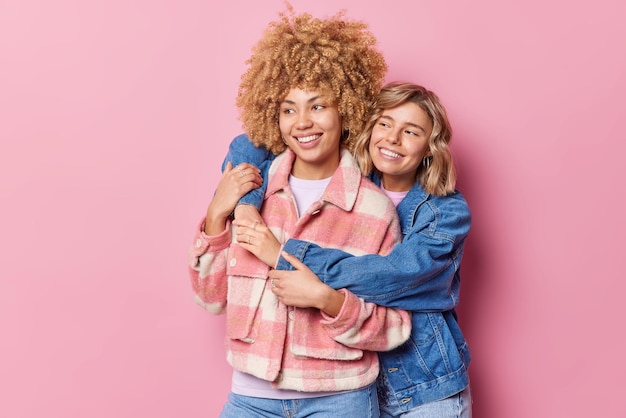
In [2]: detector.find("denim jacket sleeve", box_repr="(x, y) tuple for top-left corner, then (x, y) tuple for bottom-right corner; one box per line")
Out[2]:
(221, 133), (274, 209)
(276, 192), (471, 311)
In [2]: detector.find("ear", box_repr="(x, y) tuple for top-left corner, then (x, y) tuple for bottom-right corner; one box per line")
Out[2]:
(340, 129), (351, 143)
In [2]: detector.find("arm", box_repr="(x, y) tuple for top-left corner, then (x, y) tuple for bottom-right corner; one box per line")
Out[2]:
(189, 159), (263, 312)
(323, 289), (411, 352)
(204, 161), (262, 234)
(221, 133), (274, 210)
(188, 219), (232, 314)
(269, 253), (411, 352)
(276, 194), (472, 311)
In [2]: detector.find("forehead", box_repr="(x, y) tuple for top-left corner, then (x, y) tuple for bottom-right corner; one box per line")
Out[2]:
(381, 102), (432, 127)
(282, 86), (334, 101)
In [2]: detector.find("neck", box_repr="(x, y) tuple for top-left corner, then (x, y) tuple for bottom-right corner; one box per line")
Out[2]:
(290, 152), (340, 180)
(381, 175), (414, 192)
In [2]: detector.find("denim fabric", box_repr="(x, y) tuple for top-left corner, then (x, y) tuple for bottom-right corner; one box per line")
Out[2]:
(279, 179), (471, 311)
(220, 383), (379, 418)
(278, 177), (472, 408)
(221, 133), (272, 210)
(224, 133), (472, 410)
(379, 386), (472, 418)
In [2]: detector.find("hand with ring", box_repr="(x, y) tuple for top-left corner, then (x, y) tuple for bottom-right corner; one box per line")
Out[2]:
(233, 218), (282, 267)
(203, 162), (263, 235)
(267, 251), (343, 315)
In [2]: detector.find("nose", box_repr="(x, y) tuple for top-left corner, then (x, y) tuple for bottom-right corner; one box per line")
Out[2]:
(296, 111), (313, 129)
(385, 129), (401, 144)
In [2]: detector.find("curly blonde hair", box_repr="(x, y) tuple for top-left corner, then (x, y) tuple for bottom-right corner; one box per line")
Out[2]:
(236, 7), (388, 154)
(353, 81), (457, 196)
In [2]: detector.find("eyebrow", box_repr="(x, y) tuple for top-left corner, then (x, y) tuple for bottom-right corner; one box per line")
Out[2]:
(379, 115), (427, 133)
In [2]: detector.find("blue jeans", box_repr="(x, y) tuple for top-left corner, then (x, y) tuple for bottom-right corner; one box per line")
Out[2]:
(379, 386), (472, 418)
(220, 383), (380, 417)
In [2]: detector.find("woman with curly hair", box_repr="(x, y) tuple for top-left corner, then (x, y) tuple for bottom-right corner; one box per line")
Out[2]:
(188, 8), (412, 418)
(230, 82), (473, 417)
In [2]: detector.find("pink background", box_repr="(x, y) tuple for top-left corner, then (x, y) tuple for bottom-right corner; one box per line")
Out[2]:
(2, 0), (625, 416)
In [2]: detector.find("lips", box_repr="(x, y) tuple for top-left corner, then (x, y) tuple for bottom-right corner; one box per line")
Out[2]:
(296, 134), (321, 144)
(379, 147), (403, 159)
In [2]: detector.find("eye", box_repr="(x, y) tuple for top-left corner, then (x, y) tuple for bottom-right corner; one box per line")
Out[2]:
(281, 108), (295, 114)
(312, 104), (325, 111)
(378, 121), (391, 128)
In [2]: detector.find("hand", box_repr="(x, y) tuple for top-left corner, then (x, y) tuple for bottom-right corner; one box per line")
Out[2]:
(204, 162), (262, 235)
(232, 218), (281, 267)
(268, 252), (345, 316)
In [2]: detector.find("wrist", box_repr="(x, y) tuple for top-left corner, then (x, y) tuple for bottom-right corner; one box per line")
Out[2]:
(204, 207), (229, 235)
(319, 287), (345, 317)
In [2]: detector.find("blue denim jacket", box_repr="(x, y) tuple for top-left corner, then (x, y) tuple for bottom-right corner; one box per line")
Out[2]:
(223, 133), (471, 409)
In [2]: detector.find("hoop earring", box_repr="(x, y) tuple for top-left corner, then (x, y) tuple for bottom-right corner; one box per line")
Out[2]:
(422, 156), (432, 169)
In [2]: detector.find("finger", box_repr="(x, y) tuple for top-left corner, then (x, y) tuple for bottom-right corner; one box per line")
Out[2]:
(237, 233), (251, 245)
(235, 229), (248, 240)
(238, 163), (261, 173)
(221, 161), (234, 179)
(236, 231), (253, 244)
(237, 163), (261, 176)
(236, 232), (251, 244)
(268, 269), (286, 280)
(280, 251), (308, 271)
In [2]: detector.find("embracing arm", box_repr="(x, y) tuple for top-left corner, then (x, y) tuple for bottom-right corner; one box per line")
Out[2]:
(221, 133), (274, 210)
(322, 289), (412, 352)
(269, 252), (411, 352)
(276, 195), (472, 311)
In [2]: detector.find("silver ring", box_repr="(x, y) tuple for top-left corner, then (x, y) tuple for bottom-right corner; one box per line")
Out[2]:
(237, 166), (245, 177)
(270, 279), (275, 288)
(252, 221), (259, 231)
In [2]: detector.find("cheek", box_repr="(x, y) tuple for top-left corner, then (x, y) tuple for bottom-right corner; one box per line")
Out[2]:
(323, 114), (343, 134)
(368, 139), (376, 153)
(368, 132), (382, 150)
(419, 143), (431, 158)
(278, 118), (289, 135)
(406, 144), (429, 165)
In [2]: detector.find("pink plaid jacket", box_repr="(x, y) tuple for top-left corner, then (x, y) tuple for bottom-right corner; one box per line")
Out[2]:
(189, 149), (411, 392)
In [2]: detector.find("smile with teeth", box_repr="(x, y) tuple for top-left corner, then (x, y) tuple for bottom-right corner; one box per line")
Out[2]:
(379, 148), (403, 159)
(296, 134), (321, 144)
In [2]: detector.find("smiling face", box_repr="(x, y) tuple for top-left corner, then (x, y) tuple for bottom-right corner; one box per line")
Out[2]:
(369, 102), (433, 192)
(278, 88), (343, 180)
